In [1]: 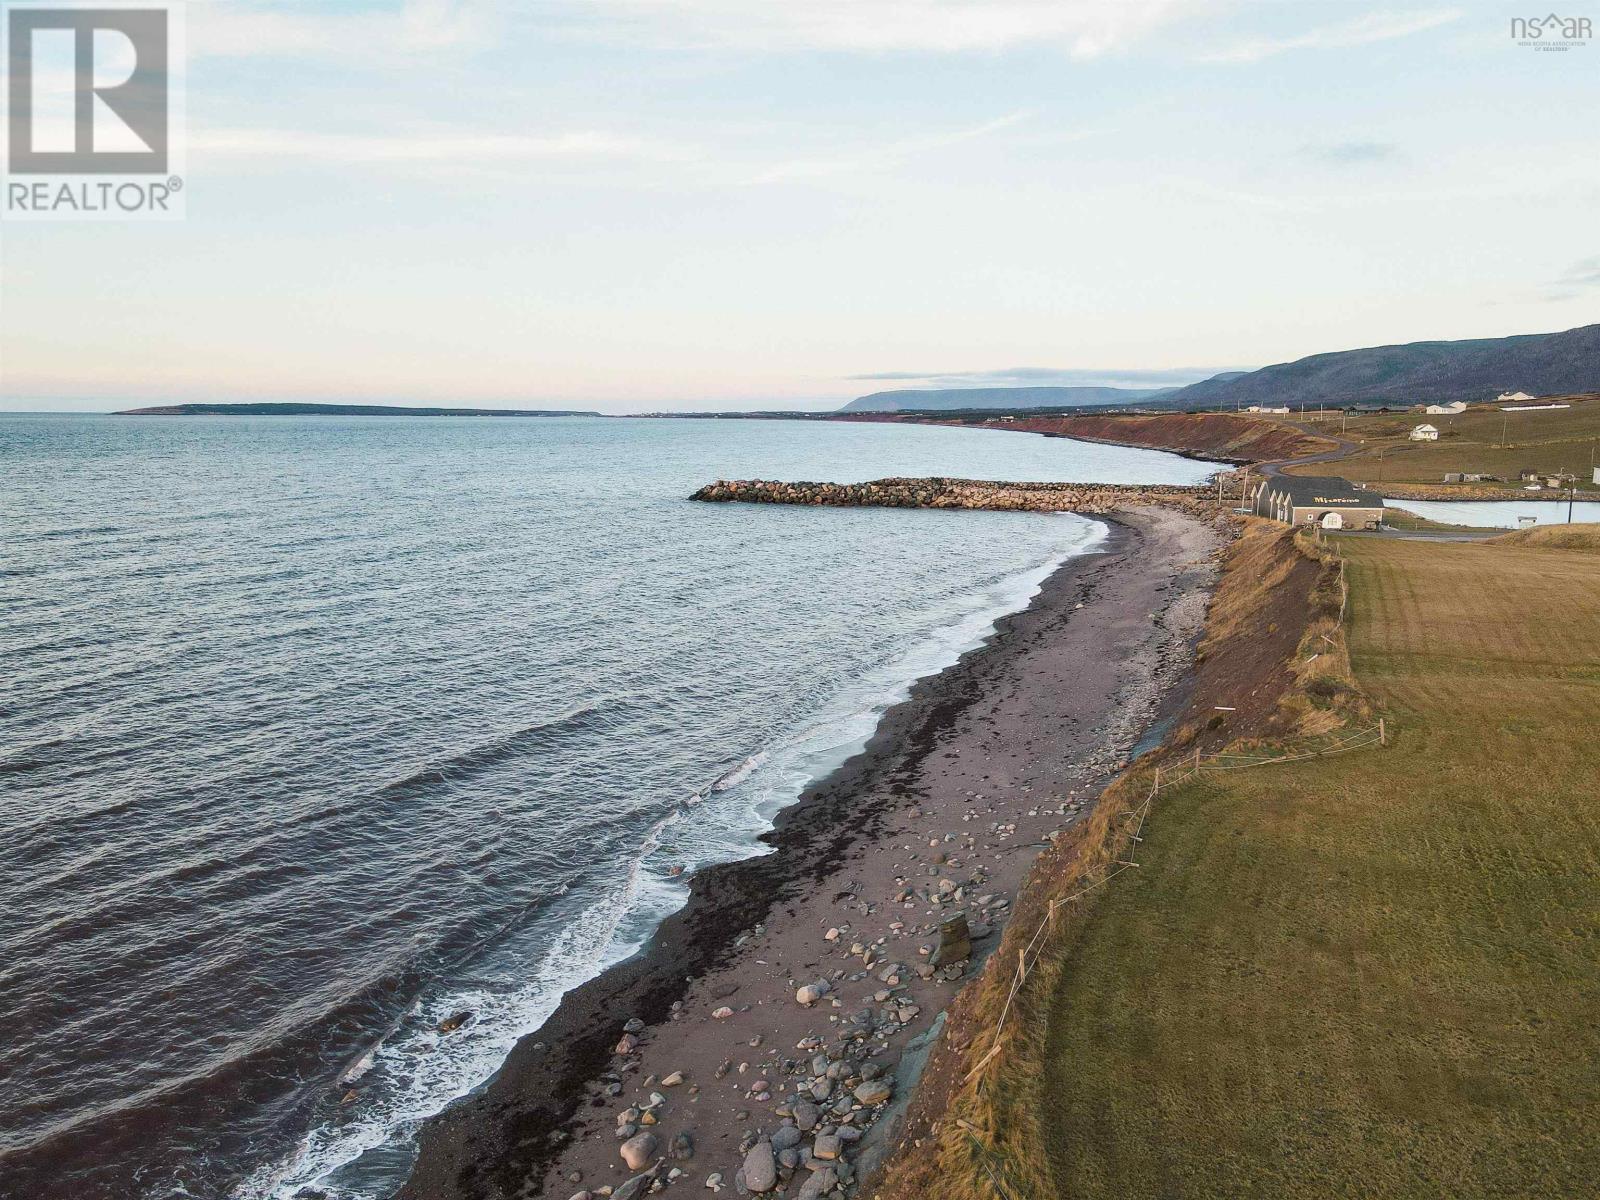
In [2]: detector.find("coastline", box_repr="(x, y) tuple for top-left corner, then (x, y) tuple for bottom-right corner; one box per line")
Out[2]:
(399, 507), (1223, 1200)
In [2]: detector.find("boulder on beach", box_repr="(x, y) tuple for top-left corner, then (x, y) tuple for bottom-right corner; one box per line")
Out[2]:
(619, 1130), (658, 1170)
(853, 1079), (892, 1106)
(795, 980), (831, 1006)
(742, 1140), (778, 1192)
(797, 1167), (838, 1200)
(930, 913), (971, 968)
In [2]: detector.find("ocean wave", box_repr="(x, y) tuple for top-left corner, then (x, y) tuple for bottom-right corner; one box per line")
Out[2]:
(230, 528), (1105, 1200)
(234, 879), (644, 1200)
(711, 750), (768, 791)
(371, 699), (637, 801)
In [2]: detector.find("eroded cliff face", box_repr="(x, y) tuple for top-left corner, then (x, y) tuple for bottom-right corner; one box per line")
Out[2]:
(690, 477), (1209, 513)
(1010, 413), (1333, 461)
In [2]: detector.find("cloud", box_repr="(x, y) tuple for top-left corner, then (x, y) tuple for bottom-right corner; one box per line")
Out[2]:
(560, 0), (1213, 57)
(1543, 256), (1600, 301)
(1302, 140), (1400, 164)
(186, 0), (1217, 62)
(846, 366), (1242, 388)
(1200, 9), (1460, 63)
(190, 0), (499, 61)
(747, 111), (1029, 185)
(189, 126), (697, 165)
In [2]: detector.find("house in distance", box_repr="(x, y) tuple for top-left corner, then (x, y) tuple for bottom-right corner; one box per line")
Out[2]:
(1253, 476), (1386, 530)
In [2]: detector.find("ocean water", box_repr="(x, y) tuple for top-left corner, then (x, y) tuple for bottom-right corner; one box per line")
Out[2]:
(0, 414), (1211, 1200)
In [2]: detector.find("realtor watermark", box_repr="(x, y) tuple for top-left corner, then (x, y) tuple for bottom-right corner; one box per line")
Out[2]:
(3, 0), (185, 220)
(1511, 12), (1591, 50)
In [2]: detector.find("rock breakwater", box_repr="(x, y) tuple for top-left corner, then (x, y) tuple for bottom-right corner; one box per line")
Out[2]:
(690, 477), (1209, 513)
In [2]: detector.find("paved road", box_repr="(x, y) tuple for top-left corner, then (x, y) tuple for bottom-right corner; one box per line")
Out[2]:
(1255, 424), (1364, 478)
(1242, 421), (1506, 541)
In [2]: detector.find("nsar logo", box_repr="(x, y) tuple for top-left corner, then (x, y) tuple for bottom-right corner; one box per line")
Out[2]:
(1510, 12), (1592, 50)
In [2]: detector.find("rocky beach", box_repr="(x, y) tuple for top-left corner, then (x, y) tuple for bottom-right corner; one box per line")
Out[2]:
(399, 506), (1225, 1200)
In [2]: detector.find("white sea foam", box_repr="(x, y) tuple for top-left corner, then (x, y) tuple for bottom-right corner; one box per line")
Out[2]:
(712, 750), (769, 791)
(238, 515), (1106, 1200)
(235, 866), (658, 1199)
(6, 413), (1211, 1200)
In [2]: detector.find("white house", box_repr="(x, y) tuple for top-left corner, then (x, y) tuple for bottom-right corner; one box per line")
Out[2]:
(1244, 405), (1291, 414)
(1409, 424), (1440, 441)
(1425, 401), (1466, 415)
(1497, 391), (1535, 403)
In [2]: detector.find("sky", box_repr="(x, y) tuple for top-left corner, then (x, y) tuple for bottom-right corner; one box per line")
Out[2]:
(1, 0), (1597, 413)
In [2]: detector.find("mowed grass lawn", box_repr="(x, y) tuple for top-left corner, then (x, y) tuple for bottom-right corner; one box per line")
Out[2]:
(1042, 536), (1600, 1197)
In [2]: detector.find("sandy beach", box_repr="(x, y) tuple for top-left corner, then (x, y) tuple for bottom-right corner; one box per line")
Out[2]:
(399, 507), (1224, 1200)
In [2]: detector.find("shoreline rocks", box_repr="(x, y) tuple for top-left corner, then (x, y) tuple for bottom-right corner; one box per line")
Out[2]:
(689, 477), (1209, 513)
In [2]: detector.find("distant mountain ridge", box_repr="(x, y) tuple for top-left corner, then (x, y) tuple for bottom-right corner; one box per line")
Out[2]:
(838, 325), (1600, 416)
(117, 402), (599, 417)
(840, 385), (1176, 413)
(1162, 324), (1600, 408)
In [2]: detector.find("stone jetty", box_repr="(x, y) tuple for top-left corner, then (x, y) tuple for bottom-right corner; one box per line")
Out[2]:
(689, 477), (1210, 513)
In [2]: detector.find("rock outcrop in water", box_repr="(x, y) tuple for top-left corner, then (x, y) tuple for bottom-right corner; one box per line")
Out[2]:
(689, 477), (1209, 513)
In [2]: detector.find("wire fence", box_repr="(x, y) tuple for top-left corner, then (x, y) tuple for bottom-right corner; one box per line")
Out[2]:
(949, 535), (1387, 1200)
(963, 718), (1387, 1091)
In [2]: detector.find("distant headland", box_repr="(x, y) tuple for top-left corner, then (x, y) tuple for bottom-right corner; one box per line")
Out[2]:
(115, 402), (600, 417)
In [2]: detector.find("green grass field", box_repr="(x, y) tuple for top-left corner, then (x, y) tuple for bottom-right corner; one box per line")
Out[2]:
(1277, 394), (1600, 492)
(1040, 536), (1600, 1197)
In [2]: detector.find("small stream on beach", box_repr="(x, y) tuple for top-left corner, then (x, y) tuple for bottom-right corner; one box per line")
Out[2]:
(1, 414), (1211, 1199)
